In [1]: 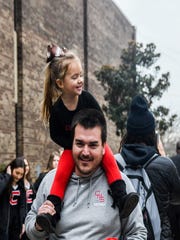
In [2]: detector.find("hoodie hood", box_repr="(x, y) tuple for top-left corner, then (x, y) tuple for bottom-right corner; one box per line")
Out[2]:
(121, 144), (157, 166)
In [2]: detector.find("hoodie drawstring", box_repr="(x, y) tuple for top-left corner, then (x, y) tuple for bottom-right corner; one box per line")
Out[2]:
(87, 177), (93, 208)
(73, 178), (80, 206)
(73, 177), (93, 208)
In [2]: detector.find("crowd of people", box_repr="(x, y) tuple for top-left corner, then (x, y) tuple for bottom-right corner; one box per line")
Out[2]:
(0, 152), (61, 240)
(1, 43), (180, 240)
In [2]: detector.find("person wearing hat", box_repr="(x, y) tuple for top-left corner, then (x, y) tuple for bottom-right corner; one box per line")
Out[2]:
(117, 95), (180, 240)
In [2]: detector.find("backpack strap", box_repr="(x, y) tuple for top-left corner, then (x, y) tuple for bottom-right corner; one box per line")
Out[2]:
(115, 152), (159, 170)
(143, 153), (159, 168)
(114, 153), (127, 170)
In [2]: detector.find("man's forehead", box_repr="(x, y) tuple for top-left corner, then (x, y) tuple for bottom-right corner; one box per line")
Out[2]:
(74, 125), (101, 141)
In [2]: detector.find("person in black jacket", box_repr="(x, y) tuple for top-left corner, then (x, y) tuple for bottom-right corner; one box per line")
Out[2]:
(22, 157), (36, 240)
(0, 157), (26, 240)
(168, 141), (180, 240)
(118, 95), (180, 240)
(171, 141), (180, 172)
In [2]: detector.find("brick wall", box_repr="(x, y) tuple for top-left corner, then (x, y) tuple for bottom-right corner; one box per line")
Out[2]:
(0, 0), (134, 179)
(0, 1), (16, 163)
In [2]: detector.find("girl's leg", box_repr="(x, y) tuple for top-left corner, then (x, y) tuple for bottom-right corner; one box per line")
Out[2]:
(101, 144), (122, 184)
(36, 149), (74, 233)
(102, 144), (139, 218)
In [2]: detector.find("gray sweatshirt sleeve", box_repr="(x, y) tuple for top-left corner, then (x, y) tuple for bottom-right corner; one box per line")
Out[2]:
(25, 170), (56, 240)
(121, 173), (147, 240)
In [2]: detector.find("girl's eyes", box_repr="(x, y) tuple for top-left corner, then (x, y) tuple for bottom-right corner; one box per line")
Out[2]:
(72, 74), (83, 79)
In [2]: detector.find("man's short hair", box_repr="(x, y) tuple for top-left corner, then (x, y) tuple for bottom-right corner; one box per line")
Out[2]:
(71, 108), (107, 144)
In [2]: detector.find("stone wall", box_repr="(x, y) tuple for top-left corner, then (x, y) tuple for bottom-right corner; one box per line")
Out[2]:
(0, 0), (134, 179)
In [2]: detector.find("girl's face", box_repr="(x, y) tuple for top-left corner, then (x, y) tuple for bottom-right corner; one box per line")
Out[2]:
(12, 167), (24, 185)
(57, 59), (84, 96)
(52, 155), (59, 169)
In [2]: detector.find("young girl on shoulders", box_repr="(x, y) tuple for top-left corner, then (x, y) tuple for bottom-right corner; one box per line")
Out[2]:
(36, 44), (139, 233)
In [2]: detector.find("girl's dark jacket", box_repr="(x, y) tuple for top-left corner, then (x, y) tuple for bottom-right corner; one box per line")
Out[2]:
(121, 144), (180, 240)
(0, 172), (26, 235)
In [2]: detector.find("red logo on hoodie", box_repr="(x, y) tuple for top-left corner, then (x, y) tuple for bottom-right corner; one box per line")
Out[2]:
(95, 190), (105, 202)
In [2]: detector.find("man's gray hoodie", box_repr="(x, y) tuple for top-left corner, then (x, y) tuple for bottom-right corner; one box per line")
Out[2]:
(25, 167), (147, 240)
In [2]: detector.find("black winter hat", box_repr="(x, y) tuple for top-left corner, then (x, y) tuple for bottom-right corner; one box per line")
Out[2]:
(127, 95), (155, 135)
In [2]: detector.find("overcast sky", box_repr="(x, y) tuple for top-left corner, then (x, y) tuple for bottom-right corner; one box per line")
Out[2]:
(112, 0), (180, 116)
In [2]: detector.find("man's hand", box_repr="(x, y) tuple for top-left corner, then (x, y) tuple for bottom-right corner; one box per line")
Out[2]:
(35, 200), (56, 231)
(37, 200), (56, 215)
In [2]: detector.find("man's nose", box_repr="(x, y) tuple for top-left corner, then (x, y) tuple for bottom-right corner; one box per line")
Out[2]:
(82, 145), (90, 155)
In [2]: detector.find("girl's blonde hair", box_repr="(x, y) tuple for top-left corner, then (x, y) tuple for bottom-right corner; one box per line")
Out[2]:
(41, 51), (81, 125)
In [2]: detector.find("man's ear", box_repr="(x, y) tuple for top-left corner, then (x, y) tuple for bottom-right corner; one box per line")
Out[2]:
(102, 145), (105, 155)
(56, 79), (63, 89)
